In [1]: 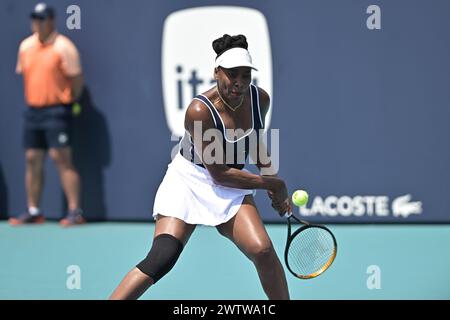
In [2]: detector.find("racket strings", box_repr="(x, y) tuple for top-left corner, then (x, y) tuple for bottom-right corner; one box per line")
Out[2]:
(287, 227), (335, 277)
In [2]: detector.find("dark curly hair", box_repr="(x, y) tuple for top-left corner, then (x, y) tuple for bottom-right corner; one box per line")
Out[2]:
(212, 34), (248, 58)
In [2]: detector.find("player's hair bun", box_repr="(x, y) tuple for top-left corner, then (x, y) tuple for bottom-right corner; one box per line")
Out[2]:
(212, 34), (248, 57)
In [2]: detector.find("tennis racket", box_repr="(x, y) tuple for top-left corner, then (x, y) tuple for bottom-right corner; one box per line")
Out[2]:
(284, 211), (337, 279)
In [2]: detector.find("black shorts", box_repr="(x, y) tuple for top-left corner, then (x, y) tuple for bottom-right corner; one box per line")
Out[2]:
(23, 105), (73, 149)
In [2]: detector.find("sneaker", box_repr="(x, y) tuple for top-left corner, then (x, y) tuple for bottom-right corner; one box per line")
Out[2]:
(60, 209), (86, 227)
(9, 211), (45, 226)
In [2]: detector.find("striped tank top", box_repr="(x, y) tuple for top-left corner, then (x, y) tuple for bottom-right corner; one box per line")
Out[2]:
(180, 84), (264, 170)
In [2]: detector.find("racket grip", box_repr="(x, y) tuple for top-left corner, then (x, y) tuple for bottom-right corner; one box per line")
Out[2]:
(283, 197), (293, 218)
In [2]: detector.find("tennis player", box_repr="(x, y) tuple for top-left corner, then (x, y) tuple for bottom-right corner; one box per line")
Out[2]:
(110, 34), (291, 300)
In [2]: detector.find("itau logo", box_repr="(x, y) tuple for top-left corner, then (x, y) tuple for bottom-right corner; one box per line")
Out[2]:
(162, 6), (273, 137)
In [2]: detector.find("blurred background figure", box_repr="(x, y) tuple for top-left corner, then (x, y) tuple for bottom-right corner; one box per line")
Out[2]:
(9, 2), (85, 227)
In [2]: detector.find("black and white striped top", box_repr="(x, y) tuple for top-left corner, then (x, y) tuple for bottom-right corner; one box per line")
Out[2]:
(180, 84), (265, 170)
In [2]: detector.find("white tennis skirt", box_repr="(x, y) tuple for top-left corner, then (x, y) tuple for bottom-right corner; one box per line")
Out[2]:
(153, 152), (255, 226)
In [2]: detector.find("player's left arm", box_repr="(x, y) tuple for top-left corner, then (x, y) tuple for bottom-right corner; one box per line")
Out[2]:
(255, 87), (291, 212)
(255, 87), (274, 174)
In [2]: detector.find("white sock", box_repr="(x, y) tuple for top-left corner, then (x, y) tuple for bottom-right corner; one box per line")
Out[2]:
(29, 207), (41, 216)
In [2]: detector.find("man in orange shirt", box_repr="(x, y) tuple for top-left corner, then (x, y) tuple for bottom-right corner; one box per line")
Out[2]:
(10, 3), (85, 226)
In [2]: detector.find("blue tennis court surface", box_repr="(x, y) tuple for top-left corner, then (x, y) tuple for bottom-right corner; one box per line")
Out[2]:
(1, 222), (449, 299)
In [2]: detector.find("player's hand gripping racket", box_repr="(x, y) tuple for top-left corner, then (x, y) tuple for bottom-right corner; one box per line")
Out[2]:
(283, 200), (337, 279)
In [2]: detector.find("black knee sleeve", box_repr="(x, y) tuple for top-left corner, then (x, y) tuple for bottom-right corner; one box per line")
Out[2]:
(136, 234), (183, 283)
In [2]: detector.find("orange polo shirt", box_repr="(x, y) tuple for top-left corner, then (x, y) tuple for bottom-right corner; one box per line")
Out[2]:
(16, 31), (82, 108)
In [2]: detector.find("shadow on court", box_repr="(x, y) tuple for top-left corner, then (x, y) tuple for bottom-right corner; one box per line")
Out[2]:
(0, 162), (8, 220)
(64, 86), (111, 221)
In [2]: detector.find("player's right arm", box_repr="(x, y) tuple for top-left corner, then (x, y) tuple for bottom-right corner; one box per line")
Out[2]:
(184, 100), (289, 214)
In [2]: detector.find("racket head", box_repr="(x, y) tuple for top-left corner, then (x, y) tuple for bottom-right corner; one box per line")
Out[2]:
(284, 220), (337, 280)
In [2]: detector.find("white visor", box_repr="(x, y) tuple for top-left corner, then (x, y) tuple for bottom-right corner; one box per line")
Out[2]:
(215, 47), (258, 70)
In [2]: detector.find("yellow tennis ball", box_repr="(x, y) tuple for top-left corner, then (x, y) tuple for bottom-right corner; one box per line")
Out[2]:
(292, 190), (309, 207)
(72, 103), (82, 116)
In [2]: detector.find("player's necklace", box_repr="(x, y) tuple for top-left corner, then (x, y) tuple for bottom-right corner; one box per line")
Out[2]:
(216, 86), (244, 112)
